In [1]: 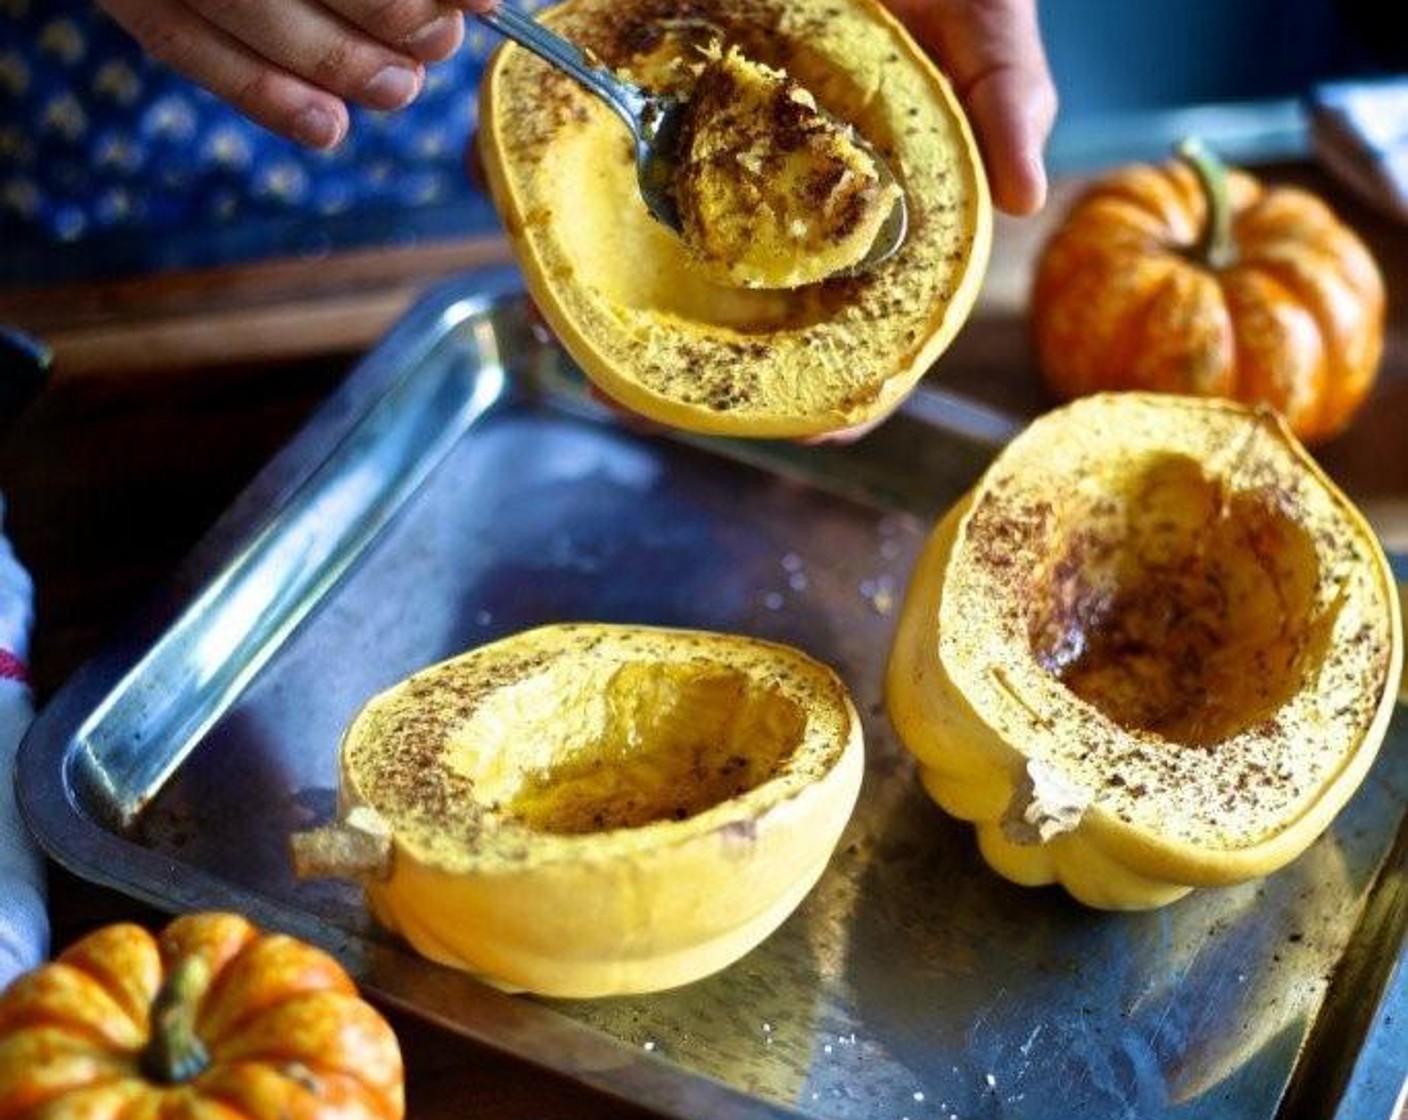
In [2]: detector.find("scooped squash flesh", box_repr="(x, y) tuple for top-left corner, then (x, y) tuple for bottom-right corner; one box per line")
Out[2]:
(672, 44), (903, 290)
(295, 624), (863, 997)
(477, 0), (991, 438)
(886, 393), (1402, 909)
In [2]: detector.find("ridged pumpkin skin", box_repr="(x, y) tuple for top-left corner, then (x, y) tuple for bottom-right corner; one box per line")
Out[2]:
(886, 394), (1402, 909)
(319, 624), (863, 997)
(0, 914), (404, 1120)
(478, 0), (990, 438)
(1032, 146), (1384, 444)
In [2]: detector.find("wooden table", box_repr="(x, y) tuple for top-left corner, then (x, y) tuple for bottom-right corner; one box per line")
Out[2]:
(2, 165), (1405, 1119)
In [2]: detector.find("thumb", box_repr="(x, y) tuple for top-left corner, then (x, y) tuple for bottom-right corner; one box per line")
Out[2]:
(888, 0), (1057, 215)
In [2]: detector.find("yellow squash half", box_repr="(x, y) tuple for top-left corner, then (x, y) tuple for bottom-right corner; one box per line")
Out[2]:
(295, 624), (863, 997)
(887, 394), (1402, 909)
(478, 0), (990, 438)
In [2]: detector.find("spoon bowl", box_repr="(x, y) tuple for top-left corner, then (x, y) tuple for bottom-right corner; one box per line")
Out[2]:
(476, 6), (908, 279)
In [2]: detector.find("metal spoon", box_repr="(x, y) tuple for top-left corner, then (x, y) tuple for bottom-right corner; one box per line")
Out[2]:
(476, 5), (909, 277)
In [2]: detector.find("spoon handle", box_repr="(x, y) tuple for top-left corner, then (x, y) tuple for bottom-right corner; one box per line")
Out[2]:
(476, 6), (647, 130)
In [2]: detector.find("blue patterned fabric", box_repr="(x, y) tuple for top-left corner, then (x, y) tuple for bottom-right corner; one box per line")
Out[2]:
(0, 1), (538, 279)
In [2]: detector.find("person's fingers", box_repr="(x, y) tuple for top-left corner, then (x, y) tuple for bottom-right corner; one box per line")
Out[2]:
(586, 385), (671, 437)
(799, 410), (894, 446)
(888, 0), (1057, 215)
(99, 0), (350, 147)
(317, 0), (452, 42)
(964, 62), (1056, 215)
(464, 129), (488, 192)
(402, 11), (464, 63)
(181, 0), (425, 111)
(317, 0), (463, 62)
(403, 0), (503, 63)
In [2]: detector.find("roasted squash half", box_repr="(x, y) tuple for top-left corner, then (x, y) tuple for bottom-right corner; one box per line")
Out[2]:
(887, 393), (1402, 909)
(478, 0), (990, 438)
(295, 624), (863, 996)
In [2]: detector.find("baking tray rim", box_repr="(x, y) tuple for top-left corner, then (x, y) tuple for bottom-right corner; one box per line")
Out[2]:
(15, 266), (1408, 1120)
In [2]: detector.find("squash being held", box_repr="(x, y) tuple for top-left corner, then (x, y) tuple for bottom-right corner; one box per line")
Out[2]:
(0, 913), (404, 1119)
(1032, 139), (1384, 444)
(478, 0), (990, 439)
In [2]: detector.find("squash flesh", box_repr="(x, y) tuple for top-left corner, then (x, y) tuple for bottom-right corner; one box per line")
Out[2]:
(1027, 451), (1324, 747)
(478, 0), (990, 437)
(454, 659), (805, 833)
(337, 624), (863, 996)
(887, 394), (1402, 908)
(672, 46), (901, 289)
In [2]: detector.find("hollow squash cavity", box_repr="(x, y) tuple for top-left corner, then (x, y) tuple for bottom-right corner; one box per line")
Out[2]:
(885, 393), (1402, 908)
(451, 661), (805, 834)
(1028, 453), (1327, 747)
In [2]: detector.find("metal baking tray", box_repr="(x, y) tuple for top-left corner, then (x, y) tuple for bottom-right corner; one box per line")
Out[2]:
(18, 267), (1407, 1120)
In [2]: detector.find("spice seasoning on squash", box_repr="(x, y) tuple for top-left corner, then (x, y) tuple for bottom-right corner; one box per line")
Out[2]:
(886, 393), (1402, 910)
(1032, 139), (1385, 444)
(477, 0), (990, 438)
(671, 44), (903, 289)
(1023, 461), (1325, 749)
(292, 623), (864, 997)
(0, 913), (404, 1119)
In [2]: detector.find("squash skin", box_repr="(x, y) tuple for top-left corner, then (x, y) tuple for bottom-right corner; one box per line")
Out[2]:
(886, 394), (1403, 910)
(0, 914), (404, 1120)
(477, 0), (991, 439)
(332, 624), (864, 997)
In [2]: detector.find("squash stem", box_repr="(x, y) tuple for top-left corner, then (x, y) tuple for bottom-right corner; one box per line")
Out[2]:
(1177, 137), (1237, 270)
(141, 957), (212, 1084)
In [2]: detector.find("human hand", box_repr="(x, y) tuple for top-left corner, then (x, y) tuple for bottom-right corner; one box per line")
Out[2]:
(96, 0), (498, 149)
(884, 0), (1057, 215)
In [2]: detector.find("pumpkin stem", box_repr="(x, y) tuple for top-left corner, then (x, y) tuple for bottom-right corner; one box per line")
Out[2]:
(1177, 137), (1237, 270)
(141, 957), (212, 1084)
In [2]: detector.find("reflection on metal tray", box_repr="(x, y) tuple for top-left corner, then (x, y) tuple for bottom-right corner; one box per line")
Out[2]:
(18, 268), (1406, 1120)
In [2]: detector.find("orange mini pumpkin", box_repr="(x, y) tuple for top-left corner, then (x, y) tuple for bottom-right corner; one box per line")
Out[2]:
(1032, 139), (1384, 443)
(0, 913), (403, 1120)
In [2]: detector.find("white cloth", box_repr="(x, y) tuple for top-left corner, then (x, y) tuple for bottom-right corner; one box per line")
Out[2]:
(1312, 76), (1408, 225)
(0, 495), (45, 989)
